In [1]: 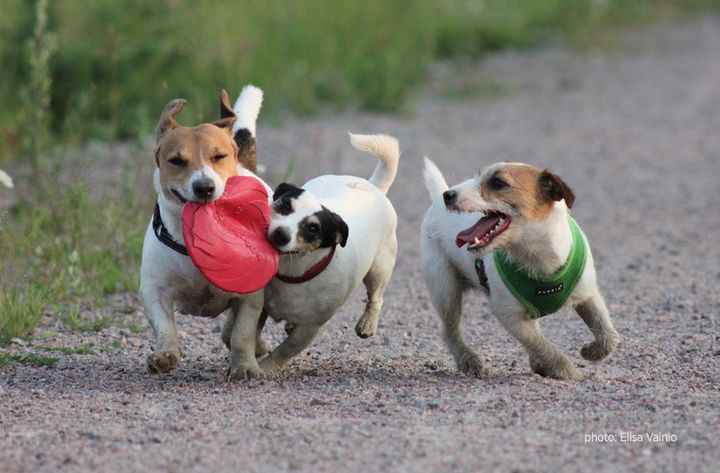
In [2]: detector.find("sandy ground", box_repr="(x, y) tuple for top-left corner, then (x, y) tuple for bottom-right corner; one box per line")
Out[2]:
(2, 16), (719, 473)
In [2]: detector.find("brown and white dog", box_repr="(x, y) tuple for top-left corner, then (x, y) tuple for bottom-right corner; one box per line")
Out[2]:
(140, 86), (270, 379)
(421, 159), (619, 379)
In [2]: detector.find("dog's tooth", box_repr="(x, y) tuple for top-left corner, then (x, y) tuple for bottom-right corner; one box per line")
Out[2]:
(474, 237), (481, 245)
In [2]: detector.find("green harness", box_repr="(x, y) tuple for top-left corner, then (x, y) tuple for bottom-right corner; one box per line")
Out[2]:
(486, 217), (587, 319)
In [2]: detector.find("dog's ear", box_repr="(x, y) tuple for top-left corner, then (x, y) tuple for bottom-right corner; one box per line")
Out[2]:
(273, 182), (301, 201)
(155, 98), (186, 143)
(539, 170), (575, 208)
(212, 89), (237, 131)
(320, 206), (349, 248)
(219, 89), (236, 119)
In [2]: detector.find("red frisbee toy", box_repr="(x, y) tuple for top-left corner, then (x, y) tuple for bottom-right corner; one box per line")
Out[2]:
(182, 175), (278, 294)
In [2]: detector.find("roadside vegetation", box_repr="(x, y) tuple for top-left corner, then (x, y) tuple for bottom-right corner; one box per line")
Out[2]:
(1, 0), (718, 345)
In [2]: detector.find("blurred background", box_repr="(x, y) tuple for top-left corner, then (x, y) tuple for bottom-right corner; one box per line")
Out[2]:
(1, 0), (718, 345)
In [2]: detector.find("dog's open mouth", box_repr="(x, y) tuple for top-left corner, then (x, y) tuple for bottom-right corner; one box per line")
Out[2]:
(455, 211), (511, 250)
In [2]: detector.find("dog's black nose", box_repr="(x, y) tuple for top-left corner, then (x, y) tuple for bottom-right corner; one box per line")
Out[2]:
(193, 179), (216, 199)
(269, 228), (291, 248)
(443, 190), (458, 207)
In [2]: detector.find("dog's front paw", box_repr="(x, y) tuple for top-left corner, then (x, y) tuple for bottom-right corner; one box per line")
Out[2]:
(226, 360), (264, 381)
(147, 349), (182, 374)
(355, 313), (378, 338)
(456, 353), (489, 377)
(529, 355), (582, 380)
(258, 357), (285, 376)
(580, 338), (618, 362)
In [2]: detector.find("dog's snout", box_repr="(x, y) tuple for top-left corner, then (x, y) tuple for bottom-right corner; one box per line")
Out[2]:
(193, 179), (216, 199)
(269, 227), (291, 248)
(443, 190), (458, 207)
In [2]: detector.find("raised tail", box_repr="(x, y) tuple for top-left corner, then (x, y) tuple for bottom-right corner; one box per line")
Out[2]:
(422, 157), (449, 205)
(349, 133), (400, 195)
(232, 85), (264, 172)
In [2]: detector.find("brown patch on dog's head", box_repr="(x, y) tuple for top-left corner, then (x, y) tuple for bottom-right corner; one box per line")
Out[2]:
(153, 91), (241, 203)
(451, 162), (575, 252)
(476, 163), (574, 222)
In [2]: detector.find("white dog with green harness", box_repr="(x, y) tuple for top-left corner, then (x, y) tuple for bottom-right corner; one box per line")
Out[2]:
(421, 158), (620, 380)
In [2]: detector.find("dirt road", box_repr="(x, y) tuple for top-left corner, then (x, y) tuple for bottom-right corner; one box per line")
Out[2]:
(2, 16), (719, 473)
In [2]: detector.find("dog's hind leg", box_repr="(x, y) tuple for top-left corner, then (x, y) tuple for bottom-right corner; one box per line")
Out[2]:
(497, 314), (582, 380)
(575, 294), (619, 362)
(356, 233), (398, 338)
(255, 310), (270, 357)
(259, 321), (323, 375)
(221, 311), (235, 350)
(143, 291), (182, 373)
(222, 309), (269, 358)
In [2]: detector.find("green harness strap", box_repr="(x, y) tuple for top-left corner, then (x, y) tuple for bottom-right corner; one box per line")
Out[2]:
(493, 217), (587, 319)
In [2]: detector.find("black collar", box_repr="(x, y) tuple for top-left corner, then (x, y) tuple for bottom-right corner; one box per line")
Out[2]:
(152, 203), (188, 256)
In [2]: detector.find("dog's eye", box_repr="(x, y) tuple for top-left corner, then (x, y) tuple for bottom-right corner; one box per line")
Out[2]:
(277, 200), (292, 214)
(212, 154), (227, 163)
(168, 157), (187, 167)
(307, 223), (320, 234)
(489, 176), (508, 190)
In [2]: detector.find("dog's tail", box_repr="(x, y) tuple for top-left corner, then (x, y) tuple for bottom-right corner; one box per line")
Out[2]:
(232, 85), (264, 172)
(349, 133), (400, 195)
(422, 157), (449, 205)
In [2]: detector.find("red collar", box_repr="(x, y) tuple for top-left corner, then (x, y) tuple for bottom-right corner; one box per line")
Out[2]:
(275, 246), (336, 284)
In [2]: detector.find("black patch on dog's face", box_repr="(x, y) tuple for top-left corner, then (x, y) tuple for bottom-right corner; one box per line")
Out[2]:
(299, 206), (349, 248)
(272, 182), (305, 216)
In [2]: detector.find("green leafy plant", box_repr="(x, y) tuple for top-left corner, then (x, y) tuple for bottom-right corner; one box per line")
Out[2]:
(0, 286), (46, 344)
(0, 352), (58, 368)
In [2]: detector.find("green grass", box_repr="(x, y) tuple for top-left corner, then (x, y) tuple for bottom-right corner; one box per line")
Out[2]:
(118, 320), (145, 334)
(1, 0), (719, 149)
(0, 352), (58, 368)
(0, 154), (149, 343)
(59, 310), (112, 333)
(36, 344), (94, 355)
(0, 286), (46, 344)
(100, 340), (124, 352)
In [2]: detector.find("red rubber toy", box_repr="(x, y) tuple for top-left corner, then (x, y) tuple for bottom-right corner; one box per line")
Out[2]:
(182, 175), (278, 294)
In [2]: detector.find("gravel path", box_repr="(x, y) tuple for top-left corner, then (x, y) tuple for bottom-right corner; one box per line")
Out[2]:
(2, 16), (719, 473)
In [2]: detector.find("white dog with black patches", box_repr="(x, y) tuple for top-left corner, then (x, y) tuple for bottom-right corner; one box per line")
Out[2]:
(140, 85), (271, 380)
(421, 158), (619, 380)
(224, 133), (400, 375)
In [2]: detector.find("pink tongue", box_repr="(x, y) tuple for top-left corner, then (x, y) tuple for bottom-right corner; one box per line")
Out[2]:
(455, 216), (500, 248)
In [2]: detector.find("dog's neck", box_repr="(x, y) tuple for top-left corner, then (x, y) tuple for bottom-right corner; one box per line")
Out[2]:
(156, 191), (186, 245)
(278, 247), (334, 276)
(502, 203), (572, 277)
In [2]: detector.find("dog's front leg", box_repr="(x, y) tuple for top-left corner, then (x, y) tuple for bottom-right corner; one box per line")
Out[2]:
(497, 315), (582, 380)
(226, 291), (265, 380)
(143, 289), (182, 373)
(259, 321), (323, 375)
(575, 294), (620, 362)
(424, 256), (487, 376)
